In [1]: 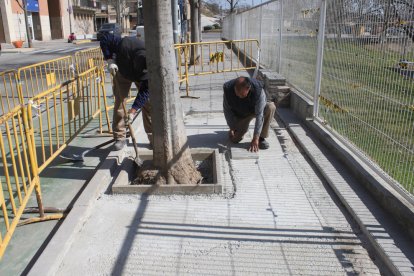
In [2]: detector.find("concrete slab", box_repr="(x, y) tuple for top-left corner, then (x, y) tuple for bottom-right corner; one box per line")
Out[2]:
(24, 35), (402, 275)
(29, 70), (383, 275)
(230, 147), (259, 160)
(277, 108), (414, 276)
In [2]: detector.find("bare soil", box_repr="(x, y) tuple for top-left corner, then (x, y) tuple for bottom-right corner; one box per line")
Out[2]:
(131, 158), (213, 185)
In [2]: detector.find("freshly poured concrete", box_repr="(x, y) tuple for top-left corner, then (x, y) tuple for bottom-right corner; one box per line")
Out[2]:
(31, 72), (383, 275)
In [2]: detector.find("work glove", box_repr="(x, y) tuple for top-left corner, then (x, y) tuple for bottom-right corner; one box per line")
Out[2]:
(107, 59), (118, 76)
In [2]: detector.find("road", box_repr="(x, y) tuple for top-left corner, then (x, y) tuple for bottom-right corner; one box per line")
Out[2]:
(0, 39), (100, 72)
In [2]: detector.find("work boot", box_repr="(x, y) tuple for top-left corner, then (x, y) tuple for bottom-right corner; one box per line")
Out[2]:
(259, 137), (269, 150)
(113, 139), (126, 151)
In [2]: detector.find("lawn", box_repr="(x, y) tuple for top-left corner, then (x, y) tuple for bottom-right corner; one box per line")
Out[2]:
(280, 36), (414, 194)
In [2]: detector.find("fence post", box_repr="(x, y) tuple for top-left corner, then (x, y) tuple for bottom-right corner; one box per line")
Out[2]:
(259, 5), (263, 47)
(313, 0), (327, 118)
(23, 104), (44, 218)
(278, 0), (283, 73)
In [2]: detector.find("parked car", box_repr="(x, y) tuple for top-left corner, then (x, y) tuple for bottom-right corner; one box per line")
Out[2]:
(97, 23), (122, 40)
(129, 26), (145, 42)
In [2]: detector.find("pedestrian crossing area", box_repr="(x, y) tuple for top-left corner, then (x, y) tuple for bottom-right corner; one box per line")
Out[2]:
(25, 45), (94, 55)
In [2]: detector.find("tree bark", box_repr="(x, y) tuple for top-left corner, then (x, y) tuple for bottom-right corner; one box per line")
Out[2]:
(143, 0), (201, 185)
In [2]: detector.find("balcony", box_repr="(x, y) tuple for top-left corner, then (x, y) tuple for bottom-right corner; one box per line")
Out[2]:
(72, 0), (100, 10)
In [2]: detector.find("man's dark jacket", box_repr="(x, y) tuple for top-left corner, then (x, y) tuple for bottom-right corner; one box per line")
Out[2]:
(116, 37), (148, 82)
(223, 77), (263, 118)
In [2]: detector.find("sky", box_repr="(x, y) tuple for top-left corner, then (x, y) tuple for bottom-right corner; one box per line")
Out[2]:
(207, 0), (267, 9)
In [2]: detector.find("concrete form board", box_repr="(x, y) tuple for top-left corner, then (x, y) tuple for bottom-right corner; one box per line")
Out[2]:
(112, 149), (223, 195)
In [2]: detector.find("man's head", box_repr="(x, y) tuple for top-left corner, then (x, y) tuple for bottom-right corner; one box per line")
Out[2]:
(99, 33), (121, 60)
(234, 77), (251, 98)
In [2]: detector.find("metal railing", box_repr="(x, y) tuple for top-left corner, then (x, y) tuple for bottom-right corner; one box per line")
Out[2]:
(0, 104), (64, 259)
(0, 70), (20, 117)
(0, 49), (111, 259)
(17, 56), (75, 100)
(223, 0), (414, 195)
(74, 47), (106, 74)
(175, 39), (260, 97)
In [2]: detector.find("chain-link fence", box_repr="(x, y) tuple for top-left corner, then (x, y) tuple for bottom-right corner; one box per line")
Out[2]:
(223, 0), (414, 195)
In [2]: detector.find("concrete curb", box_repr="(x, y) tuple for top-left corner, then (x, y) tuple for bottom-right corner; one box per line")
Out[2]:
(277, 108), (414, 276)
(73, 40), (92, 45)
(27, 149), (123, 276)
(1, 48), (36, 53)
(112, 149), (222, 195)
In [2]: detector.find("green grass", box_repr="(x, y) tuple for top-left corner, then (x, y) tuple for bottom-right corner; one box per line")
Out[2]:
(281, 37), (414, 194)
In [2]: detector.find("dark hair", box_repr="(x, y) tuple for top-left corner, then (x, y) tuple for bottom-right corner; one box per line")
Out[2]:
(235, 77), (251, 91)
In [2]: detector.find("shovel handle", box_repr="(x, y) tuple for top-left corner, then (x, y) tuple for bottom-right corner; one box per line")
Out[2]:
(121, 102), (140, 159)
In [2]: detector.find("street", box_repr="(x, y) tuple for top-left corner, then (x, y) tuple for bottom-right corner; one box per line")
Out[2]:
(0, 39), (100, 71)
(0, 32), (223, 72)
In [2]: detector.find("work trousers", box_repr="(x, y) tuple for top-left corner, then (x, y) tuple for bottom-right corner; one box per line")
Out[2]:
(112, 72), (152, 142)
(231, 102), (276, 143)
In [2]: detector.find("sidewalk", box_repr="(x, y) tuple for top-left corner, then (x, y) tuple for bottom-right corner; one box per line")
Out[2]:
(0, 38), (91, 53)
(0, 73), (116, 276)
(28, 71), (384, 275)
(2, 36), (412, 275)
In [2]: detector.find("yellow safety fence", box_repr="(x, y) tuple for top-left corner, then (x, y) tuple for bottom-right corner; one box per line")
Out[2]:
(0, 70), (21, 117)
(0, 103), (64, 259)
(74, 46), (135, 107)
(174, 39), (260, 98)
(74, 47), (105, 74)
(29, 67), (110, 173)
(0, 49), (112, 259)
(18, 56), (75, 100)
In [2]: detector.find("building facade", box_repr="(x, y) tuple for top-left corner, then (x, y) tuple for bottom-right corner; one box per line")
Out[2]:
(0, 0), (136, 44)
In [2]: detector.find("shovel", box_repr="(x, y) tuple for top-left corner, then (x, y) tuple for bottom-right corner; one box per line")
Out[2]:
(121, 101), (144, 168)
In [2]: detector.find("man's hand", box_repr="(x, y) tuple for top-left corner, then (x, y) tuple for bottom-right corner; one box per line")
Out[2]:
(228, 129), (235, 140)
(249, 136), (259, 152)
(109, 63), (118, 76)
(107, 59), (118, 76)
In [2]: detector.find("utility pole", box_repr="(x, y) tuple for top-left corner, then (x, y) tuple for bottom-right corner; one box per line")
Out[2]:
(67, 0), (73, 34)
(22, 0), (33, 48)
(172, 0), (179, 44)
(116, 0), (121, 25)
(189, 0), (199, 64)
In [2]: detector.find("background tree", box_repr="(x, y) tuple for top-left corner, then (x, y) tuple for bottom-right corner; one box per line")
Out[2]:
(142, 0), (202, 184)
(388, 0), (414, 42)
(105, 0), (128, 32)
(226, 0), (240, 13)
(14, 0), (32, 47)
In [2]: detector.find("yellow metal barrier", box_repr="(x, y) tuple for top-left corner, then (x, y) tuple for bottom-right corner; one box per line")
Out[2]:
(0, 104), (63, 259)
(174, 39), (260, 98)
(17, 56), (75, 100)
(0, 47), (113, 259)
(74, 47), (106, 74)
(29, 67), (110, 172)
(0, 70), (22, 117)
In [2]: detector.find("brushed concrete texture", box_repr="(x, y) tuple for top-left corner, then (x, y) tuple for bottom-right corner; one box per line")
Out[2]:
(31, 71), (382, 275)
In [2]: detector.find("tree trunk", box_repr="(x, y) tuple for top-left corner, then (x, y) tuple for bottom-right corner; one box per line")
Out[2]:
(143, 0), (201, 185)
(189, 0), (199, 64)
